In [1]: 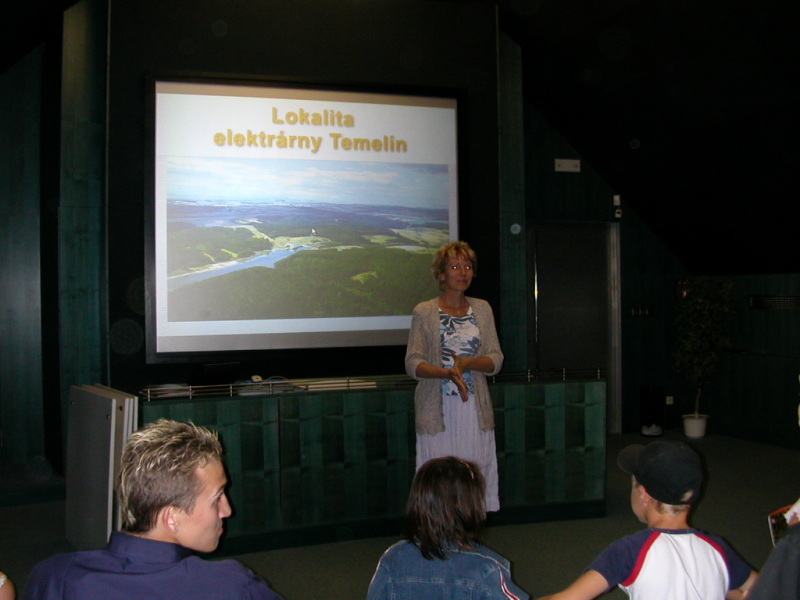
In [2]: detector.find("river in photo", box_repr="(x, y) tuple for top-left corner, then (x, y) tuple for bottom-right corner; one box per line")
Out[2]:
(167, 247), (310, 291)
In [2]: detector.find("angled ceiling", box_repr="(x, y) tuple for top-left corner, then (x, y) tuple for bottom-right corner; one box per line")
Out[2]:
(4, 0), (798, 275)
(498, 0), (800, 275)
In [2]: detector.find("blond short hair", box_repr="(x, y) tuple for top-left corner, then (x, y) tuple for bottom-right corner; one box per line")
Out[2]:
(431, 241), (477, 290)
(117, 419), (223, 533)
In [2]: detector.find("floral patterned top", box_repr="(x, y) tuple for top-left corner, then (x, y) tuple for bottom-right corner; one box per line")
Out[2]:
(440, 309), (479, 399)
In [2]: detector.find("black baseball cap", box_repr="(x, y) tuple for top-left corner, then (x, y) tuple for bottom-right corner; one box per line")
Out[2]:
(617, 440), (704, 505)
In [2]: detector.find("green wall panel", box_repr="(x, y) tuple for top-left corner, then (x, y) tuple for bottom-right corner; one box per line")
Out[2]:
(59, 0), (107, 454)
(140, 380), (605, 548)
(0, 48), (45, 467)
(704, 273), (800, 447)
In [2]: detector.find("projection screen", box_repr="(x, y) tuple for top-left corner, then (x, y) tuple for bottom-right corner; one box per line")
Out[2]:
(147, 80), (459, 360)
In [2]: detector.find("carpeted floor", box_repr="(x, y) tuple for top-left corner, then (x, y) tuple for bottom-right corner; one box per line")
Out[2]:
(2, 429), (798, 599)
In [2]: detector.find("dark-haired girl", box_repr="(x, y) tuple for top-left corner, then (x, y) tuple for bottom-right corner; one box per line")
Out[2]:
(367, 457), (528, 600)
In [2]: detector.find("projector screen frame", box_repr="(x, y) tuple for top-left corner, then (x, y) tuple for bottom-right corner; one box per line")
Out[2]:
(144, 75), (465, 365)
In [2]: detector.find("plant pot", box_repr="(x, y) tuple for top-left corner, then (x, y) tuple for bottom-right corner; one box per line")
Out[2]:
(683, 414), (709, 439)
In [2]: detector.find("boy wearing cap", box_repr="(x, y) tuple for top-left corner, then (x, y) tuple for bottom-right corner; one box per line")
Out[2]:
(535, 440), (758, 600)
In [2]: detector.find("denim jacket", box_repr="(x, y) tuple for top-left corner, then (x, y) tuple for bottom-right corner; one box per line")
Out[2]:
(366, 540), (528, 600)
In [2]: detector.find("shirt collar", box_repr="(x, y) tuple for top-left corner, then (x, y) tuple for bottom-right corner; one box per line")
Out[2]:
(108, 531), (193, 564)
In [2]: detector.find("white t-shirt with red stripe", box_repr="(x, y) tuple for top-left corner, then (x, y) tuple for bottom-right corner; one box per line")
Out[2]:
(588, 528), (751, 600)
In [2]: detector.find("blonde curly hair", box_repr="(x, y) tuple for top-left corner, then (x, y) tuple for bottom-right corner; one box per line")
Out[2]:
(431, 241), (477, 290)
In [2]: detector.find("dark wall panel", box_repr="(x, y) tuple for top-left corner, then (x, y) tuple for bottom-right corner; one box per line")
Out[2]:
(530, 223), (609, 374)
(707, 274), (800, 447)
(0, 48), (45, 466)
(619, 206), (686, 433)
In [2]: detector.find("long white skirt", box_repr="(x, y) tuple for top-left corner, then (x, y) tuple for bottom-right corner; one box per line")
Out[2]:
(416, 392), (499, 512)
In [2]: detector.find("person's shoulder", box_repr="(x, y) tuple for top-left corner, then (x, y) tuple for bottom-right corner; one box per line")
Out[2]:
(380, 540), (415, 560)
(185, 556), (254, 576)
(446, 545), (515, 583)
(374, 541), (420, 571)
(412, 298), (438, 312)
(29, 549), (85, 573)
(181, 556), (279, 594)
(679, 528), (734, 549)
(601, 528), (659, 553)
(410, 298), (439, 321)
(632, 528), (736, 556)
(466, 297), (493, 312)
(782, 524), (800, 542)
(468, 543), (511, 569)
(758, 524), (800, 569)
(21, 550), (87, 595)
(589, 529), (661, 581)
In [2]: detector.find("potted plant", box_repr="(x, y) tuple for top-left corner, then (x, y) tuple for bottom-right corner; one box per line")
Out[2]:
(672, 276), (733, 438)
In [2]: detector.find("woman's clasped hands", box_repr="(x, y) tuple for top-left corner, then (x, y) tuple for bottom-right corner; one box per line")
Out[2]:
(448, 356), (470, 402)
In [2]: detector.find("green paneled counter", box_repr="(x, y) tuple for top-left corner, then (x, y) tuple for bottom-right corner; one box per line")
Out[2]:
(140, 378), (605, 554)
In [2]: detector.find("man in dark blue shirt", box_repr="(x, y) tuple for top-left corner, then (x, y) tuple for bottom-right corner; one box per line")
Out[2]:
(21, 419), (283, 600)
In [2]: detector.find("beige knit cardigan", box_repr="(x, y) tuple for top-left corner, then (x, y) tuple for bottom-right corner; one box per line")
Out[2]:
(404, 296), (504, 435)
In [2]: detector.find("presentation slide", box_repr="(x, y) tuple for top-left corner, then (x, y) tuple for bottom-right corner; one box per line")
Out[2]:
(148, 80), (459, 358)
